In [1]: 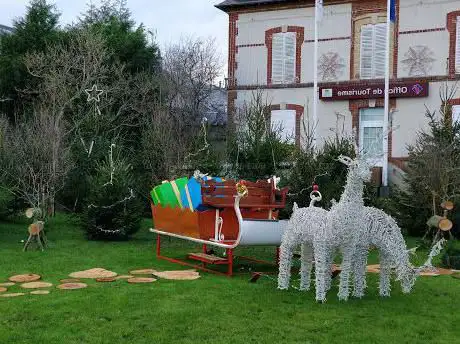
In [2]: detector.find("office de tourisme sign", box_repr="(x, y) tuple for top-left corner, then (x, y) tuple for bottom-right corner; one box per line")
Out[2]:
(319, 81), (429, 101)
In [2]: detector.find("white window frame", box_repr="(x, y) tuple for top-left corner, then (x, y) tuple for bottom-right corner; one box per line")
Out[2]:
(271, 32), (296, 84)
(359, 108), (384, 167)
(271, 109), (296, 144)
(360, 23), (387, 79)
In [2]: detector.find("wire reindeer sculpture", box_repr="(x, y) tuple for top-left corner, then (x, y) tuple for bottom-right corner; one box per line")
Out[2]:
(278, 129), (422, 302)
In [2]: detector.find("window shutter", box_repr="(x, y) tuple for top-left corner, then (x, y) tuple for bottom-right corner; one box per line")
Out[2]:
(456, 16), (460, 73)
(453, 105), (460, 124)
(272, 33), (284, 83)
(374, 23), (387, 78)
(284, 32), (296, 83)
(360, 25), (374, 79)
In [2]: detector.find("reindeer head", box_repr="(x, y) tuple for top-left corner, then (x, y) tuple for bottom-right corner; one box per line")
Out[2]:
(398, 265), (418, 294)
(338, 154), (372, 184)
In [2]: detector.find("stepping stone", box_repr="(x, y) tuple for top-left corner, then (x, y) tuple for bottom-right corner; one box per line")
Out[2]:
(153, 270), (200, 280)
(96, 277), (116, 283)
(30, 290), (50, 295)
(21, 282), (53, 289)
(0, 287), (7, 293)
(419, 271), (440, 276)
(115, 275), (134, 280)
(69, 268), (117, 279)
(57, 283), (88, 290)
(129, 269), (156, 275)
(127, 277), (156, 284)
(0, 283), (15, 287)
(0, 293), (25, 298)
(9, 274), (41, 283)
(452, 273), (460, 279)
(60, 279), (81, 283)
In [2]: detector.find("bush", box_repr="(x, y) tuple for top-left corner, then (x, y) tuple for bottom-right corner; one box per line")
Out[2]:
(83, 152), (143, 240)
(286, 136), (356, 211)
(389, 87), (460, 237)
(441, 240), (460, 269)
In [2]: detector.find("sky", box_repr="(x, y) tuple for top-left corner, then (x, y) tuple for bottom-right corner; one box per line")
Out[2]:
(0, 0), (229, 77)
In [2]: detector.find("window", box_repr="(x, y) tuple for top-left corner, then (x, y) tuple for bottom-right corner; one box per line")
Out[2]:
(360, 23), (387, 79)
(453, 105), (460, 124)
(272, 32), (296, 84)
(271, 109), (295, 143)
(359, 108), (384, 166)
(456, 16), (460, 73)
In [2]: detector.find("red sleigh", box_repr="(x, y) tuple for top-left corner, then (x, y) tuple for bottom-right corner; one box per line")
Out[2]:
(150, 178), (289, 275)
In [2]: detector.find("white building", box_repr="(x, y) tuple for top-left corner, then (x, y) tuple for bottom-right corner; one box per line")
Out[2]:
(216, 0), (460, 185)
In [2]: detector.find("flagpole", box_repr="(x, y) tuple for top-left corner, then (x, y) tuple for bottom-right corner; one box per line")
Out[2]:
(382, 0), (392, 188)
(313, 1), (320, 150)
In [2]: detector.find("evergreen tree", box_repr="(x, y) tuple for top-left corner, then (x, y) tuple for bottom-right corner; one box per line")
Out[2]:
(0, 0), (62, 119)
(391, 87), (460, 238)
(78, 0), (160, 74)
(83, 147), (143, 240)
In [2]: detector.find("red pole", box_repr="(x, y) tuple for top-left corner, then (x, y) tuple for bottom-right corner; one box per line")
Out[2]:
(156, 233), (161, 257)
(202, 244), (207, 254)
(227, 248), (233, 276)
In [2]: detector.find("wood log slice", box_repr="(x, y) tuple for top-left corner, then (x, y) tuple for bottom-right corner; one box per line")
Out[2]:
(57, 283), (88, 290)
(127, 277), (156, 284)
(153, 270), (200, 280)
(451, 273), (460, 279)
(0, 283), (15, 287)
(439, 218), (453, 231)
(30, 290), (50, 295)
(69, 268), (117, 279)
(20, 282), (53, 289)
(129, 269), (156, 275)
(0, 287), (7, 293)
(9, 274), (41, 283)
(0, 293), (25, 298)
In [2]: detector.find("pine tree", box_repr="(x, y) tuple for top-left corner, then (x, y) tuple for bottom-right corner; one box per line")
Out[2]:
(83, 146), (143, 240)
(391, 85), (460, 238)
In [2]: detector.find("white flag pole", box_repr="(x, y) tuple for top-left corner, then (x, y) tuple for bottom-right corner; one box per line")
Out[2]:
(313, 1), (321, 150)
(382, 0), (392, 188)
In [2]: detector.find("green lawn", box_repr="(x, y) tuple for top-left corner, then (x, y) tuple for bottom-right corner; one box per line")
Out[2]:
(0, 214), (459, 344)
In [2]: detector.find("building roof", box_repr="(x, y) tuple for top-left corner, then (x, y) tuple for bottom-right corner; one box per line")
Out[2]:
(215, 0), (301, 12)
(0, 24), (13, 34)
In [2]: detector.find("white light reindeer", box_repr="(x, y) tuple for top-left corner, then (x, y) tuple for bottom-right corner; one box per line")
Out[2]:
(277, 190), (327, 291)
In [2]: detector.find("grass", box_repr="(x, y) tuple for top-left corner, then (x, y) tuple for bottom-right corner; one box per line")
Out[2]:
(0, 214), (459, 344)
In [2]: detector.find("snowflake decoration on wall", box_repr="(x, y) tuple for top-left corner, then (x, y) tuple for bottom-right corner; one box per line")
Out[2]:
(318, 52), (345, 81)
(401, 46), (436, 77)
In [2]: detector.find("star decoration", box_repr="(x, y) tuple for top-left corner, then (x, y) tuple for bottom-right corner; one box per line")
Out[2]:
(318, 52), (345, 81)
(402, 46), (435, 77)
(85, 84), (104, 102)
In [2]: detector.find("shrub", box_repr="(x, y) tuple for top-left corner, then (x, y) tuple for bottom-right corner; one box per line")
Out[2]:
(390, 86), (460, 237)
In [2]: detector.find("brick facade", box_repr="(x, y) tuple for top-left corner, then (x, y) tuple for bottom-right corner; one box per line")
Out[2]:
(228, 13), (239, 88)
(447, 11), (460, 78)
(265, 26), (304, 85)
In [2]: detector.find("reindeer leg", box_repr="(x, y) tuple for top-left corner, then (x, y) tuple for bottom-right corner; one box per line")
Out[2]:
(379, 252), (392, 297)
(278, 236), (296, 290)
(314, 241), (329, 302)
(352, 244), (368, 298)
(300, 242), (314, 291)
(338, 244), (354, 301)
